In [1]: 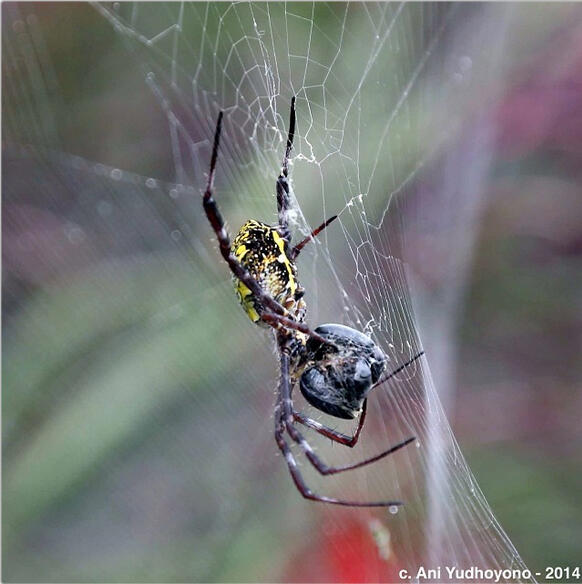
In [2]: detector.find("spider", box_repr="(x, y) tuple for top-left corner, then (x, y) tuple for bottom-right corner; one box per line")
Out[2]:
(202, 97), (424, 507)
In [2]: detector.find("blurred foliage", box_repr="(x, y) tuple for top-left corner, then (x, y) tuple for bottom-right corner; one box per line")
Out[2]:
(471, 448), (582, 574)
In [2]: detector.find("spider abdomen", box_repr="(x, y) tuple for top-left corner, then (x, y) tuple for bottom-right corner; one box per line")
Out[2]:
(298, 324), (387, 419)
(231, 219), (304, 324)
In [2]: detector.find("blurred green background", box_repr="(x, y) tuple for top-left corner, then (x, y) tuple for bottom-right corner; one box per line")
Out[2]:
(3, 3), (582, 582)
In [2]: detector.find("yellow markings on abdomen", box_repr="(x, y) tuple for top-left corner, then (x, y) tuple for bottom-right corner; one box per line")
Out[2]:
(231, 219), (300, 325)
(235, 279), (261, 323)
(272, 229), (297, 298)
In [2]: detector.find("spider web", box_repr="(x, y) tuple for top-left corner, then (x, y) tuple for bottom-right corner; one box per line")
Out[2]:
(3, 2), (551, 581)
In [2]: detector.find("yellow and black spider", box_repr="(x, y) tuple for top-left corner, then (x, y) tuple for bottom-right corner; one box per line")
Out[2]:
(202, 97), (424, 507)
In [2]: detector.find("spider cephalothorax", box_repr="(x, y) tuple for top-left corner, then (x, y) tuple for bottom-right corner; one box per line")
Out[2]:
(202, 97), (424, 507)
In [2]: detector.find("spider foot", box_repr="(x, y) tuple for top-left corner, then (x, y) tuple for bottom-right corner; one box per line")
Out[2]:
(301, 489), (405, 508)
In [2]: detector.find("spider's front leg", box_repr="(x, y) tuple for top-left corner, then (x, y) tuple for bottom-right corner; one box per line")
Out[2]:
(275, 97), (338, 257)
(275, 97), (296, 243)
(203, 113), (290, 320)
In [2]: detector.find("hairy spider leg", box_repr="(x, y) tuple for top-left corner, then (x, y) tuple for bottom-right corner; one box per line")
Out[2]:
(260, 312), (332, 347)
(276, 96), (297, 243)
(202, 112), (288, 318)
(284, 406), (415, 476)
(292, 350), (425, 446)
(202, 111), (335, 346)
(293, 399), (368, 447)
(291, 214), (338, 259)
(282, 96), (296, 178)
(275, 348), (405, 507)
(275, 98), (338, 256)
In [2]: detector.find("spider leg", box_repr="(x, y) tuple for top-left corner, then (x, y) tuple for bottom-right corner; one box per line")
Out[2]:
(261, 312), (334, 347)
(202, 112), (288, 319)
(286, 415), (415, 476)
(292, 399), (368, 447)
(282, 96), (296, 178)
(373, 350), (425, 389)
(276, 97), (296, 243)
(276, 349), (404, 507)
(275, 424), (402, 507)
(291, 214), (338, 259)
